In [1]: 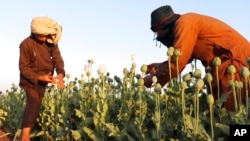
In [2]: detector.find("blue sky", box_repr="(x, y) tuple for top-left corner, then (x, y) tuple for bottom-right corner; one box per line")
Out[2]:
(0, 0), (249, 92)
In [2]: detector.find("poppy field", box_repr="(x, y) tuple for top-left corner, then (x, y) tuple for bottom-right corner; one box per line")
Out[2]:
(1, 49), (250, 141)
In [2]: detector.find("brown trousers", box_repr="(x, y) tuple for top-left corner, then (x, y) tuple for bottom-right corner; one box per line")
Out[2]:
(21, 84), (46, 128)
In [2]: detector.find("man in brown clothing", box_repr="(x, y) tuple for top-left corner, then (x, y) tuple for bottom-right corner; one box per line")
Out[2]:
(144, 5), (250, 112)
(18, 16), (65, 141)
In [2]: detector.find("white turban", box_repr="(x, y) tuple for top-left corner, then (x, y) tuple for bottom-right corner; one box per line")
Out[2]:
(31, 16), (62, 44)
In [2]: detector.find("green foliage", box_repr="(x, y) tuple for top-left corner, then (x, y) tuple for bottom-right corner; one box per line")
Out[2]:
(0, 84), (25, 135)
(0, 64), (250, 141)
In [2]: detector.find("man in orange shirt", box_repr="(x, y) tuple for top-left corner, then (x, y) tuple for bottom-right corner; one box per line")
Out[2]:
(144, 5), (250, 111)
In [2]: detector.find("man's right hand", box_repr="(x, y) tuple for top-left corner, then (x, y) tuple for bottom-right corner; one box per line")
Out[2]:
(38, 72), (54, 83)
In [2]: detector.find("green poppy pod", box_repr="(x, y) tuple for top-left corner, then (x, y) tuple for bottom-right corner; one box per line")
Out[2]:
(212, 57), (221, 66)
(141, 64), (148, 73)
(207, 94), (214, 105)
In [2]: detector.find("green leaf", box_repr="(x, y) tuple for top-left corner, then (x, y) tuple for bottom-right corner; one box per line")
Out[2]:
(34, 131), (45, 137)
(83, 126), (98, 141)
(106, 123), (121, 138)
(71, 130), (82, 140)
(185, 114), (194, 129)
(74, 109), (84, 118)
(215, 123), (229, 135)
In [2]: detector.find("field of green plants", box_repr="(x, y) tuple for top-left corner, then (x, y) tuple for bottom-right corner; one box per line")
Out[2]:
(1, 49), (250, 141)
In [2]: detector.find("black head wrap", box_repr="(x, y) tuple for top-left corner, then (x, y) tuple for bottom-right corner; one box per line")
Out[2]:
(150, 5), (180, 47)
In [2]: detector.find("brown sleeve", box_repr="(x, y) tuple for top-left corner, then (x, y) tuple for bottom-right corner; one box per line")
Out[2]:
(19, 41), (39, 84)
(51, 44), (65, 77)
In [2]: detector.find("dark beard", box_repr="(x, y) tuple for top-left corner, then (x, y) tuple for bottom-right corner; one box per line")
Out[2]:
(156, 29), (174, 47)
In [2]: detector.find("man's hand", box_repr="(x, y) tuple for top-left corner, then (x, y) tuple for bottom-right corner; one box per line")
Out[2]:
(146, 63), (158, 74)
(38, 72), (54, 83)
(54, 73), (64, 89)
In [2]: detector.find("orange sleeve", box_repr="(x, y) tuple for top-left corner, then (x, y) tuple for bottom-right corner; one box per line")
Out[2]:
(155, 18), (198, 86)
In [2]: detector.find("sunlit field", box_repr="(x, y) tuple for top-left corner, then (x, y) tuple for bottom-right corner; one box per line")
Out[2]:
(1, 50), (250, 141)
